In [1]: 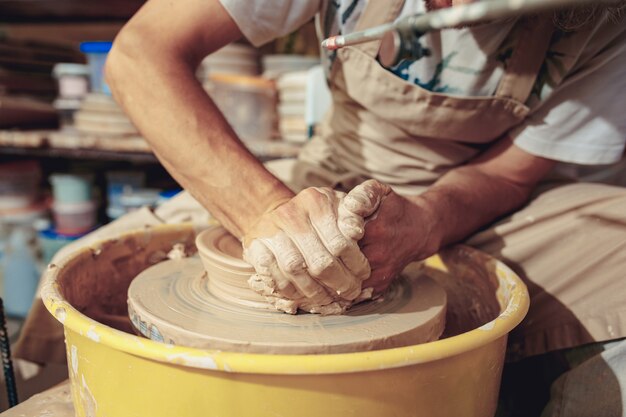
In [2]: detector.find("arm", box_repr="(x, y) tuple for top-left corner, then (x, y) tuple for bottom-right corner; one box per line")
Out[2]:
(419, 136), (556, 248)
(105, 0), (294, 238)
(346, 138), (556, 293)
(107, 0), (370, 313)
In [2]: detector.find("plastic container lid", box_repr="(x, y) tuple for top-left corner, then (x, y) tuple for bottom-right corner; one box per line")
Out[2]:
(38, 227), (85, 241)
(53, 63), (90, 78)
(52, 200), (97, 214)
(80, 41), (113, 54)
(50, 173), (94, 184)
(158, 189), (181, 200)
(119, 189), (161, 208)
(209, 74), (275, 91)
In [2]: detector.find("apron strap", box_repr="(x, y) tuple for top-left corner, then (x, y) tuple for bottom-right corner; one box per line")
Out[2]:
(354, 0), (407, 57)
(495, 15), (555, 104)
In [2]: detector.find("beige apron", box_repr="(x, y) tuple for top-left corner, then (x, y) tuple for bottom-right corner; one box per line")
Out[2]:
(14, 1), (626, 364)
(279, 0), (626, 360)
(289, 0), (555, 195)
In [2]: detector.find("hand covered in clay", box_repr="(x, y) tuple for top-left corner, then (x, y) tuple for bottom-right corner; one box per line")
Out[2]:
(341, 179), (437, 295)
(242, 187), (372, 314)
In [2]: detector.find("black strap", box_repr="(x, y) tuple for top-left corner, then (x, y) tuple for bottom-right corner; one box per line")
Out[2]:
(0, 298), (19, 408)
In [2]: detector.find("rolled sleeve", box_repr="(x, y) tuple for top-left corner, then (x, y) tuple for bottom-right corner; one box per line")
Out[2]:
(511, 27), (626, 165)
(219, 0), (320, 46)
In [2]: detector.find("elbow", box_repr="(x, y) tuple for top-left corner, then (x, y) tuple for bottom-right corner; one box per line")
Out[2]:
(105, 27), (145, 100)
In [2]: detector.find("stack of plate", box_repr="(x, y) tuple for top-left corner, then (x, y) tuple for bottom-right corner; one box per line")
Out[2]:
(262, 54), (319, 79)
(73, 93), (138, 136)
(198, 44), (260, 79)
(276, 71), (309, 143)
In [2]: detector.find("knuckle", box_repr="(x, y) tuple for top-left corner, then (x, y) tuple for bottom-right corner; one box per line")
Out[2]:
(299, 187), (317, 201)
(308, 254), (335, 276)
(282, 255), (306, 274)
(327, 235), (350, 256)
(301, 187), (330, 207)
(274, 202), (294, 218)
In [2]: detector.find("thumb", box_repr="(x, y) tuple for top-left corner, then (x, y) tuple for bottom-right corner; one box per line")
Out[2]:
(342, 180), (392, 218)
(338, 180), (392, 240)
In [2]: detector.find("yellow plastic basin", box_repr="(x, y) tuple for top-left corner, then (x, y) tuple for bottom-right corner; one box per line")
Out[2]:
(42, 224), (529, 417)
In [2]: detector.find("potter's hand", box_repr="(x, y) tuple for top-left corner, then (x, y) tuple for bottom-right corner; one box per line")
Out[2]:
(341, 180), (435, 294)
(242, 187), (371, 314)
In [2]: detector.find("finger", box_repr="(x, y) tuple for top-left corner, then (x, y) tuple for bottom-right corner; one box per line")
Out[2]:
(274, 197), (361, 301)
(342, 179), (392, 218)
(247, 278), (300, 315)
(261, 232), (332, 301)
(337, 203), (366, 240)
(243, 239), (300, 299)
(307, 188), (370, 282)
(275, 214), (359, 299)
(248, 274), (302, 311)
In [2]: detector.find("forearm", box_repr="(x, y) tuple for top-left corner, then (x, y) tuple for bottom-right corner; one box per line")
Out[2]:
(106, 5), (293, 238)
(411, 166), (532, 251)
(406, 138), (555, 255)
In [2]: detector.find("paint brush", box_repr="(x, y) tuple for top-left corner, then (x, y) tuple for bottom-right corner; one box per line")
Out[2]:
(321, 0), (620, 51)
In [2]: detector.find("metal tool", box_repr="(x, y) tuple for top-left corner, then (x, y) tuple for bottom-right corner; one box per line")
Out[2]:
(321, 0), (619, 67)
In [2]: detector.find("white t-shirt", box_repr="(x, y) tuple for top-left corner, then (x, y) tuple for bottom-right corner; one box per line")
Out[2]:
(219, 0), (626, 165)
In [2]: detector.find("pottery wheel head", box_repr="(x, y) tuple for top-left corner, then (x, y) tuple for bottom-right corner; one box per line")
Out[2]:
(127, 256), (447, 354)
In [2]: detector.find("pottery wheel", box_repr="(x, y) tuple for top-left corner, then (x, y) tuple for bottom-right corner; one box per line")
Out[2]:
(128, 257), (447, 354)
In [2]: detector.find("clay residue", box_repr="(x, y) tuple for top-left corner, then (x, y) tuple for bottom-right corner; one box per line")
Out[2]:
(55, 227), (197, 333)
(1, 381), (74, 417)
(167, 243), (189, 260)
(408, 247), (502, 338)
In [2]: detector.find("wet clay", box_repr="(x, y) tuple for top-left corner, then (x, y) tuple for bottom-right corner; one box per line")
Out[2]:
(203, 225), (373, 315)
(241, 187), (377, 315)
(53, 227), (197, 335)
(196, 226), (271, 310)
(51, 225), (502, 356)
(127, 257), (447, 354)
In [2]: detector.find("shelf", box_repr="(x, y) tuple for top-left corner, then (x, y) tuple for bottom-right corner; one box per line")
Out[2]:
(0, 0), (145, 23)
(0, 130), (302, 162)
(0, 144), (158, 163)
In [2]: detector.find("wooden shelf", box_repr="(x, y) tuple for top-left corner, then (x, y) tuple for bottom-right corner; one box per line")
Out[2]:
(0, 144), (158, 163)
(0, 130), (302, 162)
(0, 0), (145, 23)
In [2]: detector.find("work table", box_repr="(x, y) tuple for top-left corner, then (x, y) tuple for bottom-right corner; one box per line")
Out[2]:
(1, 381), (74, 417)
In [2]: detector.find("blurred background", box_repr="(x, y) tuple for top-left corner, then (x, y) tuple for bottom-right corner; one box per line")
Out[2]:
(0, 0), (330, 406)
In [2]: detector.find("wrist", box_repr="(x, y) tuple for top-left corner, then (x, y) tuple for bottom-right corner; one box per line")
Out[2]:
(406, 194), (445, 259)
(240, 180), (294, 236)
